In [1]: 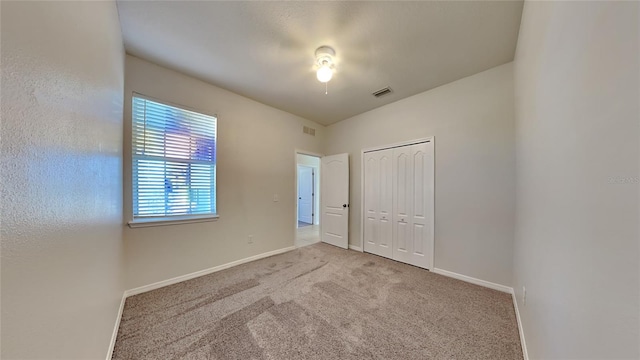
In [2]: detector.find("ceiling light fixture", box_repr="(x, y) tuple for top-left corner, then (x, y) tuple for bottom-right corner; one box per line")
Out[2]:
(315, 46), (335, 94)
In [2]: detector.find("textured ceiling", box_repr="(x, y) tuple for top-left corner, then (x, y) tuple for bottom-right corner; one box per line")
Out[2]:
(117, 1), (524, 126)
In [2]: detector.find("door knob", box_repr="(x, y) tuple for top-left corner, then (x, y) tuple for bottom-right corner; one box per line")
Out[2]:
(343, 204), (347, 208)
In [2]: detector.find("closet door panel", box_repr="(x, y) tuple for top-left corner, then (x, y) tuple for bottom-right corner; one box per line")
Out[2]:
(363, 150), (393, 258)
(413, 223), (425, 255)
(412, 145), (427, 258)
(395, 151), (410, 219)
(392, 146), (413, 263)
(408, 142), (433, 269)
(363, 153), (379, 253)
(377, 150), (393, 253)
(396, 220), (409, 252)
(364, 217), (377, 253)
(413, 148), (426, 219)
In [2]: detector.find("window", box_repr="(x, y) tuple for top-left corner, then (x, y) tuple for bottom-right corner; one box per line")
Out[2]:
(130, 94), (217, 226)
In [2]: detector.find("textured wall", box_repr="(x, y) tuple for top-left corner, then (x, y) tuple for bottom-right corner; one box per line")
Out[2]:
(123, 56), (325, 290)
(0, 1), (125, 358)
(513, 1), (640, 358)
(324, 63), (516, 287)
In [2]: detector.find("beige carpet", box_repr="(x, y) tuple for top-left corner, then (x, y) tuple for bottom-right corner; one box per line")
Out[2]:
(113, 243), (522, 359)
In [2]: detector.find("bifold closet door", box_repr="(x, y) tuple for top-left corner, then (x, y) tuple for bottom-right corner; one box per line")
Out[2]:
(392, 142), (433, 269)
(363, 149), (393, 258)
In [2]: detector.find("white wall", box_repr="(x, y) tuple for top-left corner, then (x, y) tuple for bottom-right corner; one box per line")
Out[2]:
(123, 56), (325, 289)
(296, 154), (321, 225)
(513, 1), (639, 358)
(324, 63), (515, 287)
(0, 1), (125, 359)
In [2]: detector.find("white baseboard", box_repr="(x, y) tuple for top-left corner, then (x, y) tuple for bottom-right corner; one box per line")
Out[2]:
(348, 244), (363, 252)
(432, 268), (512, 293)
(106, 292), (126, 360)
(511, 290), (529, 360)
(124, 246), (296, 297)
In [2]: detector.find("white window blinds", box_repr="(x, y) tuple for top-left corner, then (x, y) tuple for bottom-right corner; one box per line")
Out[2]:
(132, 95), (217, 219)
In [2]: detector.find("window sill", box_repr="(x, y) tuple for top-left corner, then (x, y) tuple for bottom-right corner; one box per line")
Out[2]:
(128, 214), (219, 228)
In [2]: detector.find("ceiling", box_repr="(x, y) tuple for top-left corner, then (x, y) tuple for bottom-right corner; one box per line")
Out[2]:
(117, 1), (524, 126)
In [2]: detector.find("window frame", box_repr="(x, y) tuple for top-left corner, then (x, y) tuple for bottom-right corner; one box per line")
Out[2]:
(127, 92), (219, 228)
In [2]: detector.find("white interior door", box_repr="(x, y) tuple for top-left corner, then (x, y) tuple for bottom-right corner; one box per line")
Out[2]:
(363, 149), (393, 258)
(297, 165), (314, 224)
(321, 153), (349, 249)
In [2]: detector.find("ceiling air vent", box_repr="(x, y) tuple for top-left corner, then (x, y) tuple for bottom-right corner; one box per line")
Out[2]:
(372, 87), (393, 98)
(303, 126), (316, 136)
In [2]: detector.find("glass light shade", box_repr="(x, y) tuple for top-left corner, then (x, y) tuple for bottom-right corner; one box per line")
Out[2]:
(316, 65), (333, 83)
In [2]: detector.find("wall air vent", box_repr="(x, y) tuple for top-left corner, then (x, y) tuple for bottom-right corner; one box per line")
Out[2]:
(303, 126), (316, 136)
(372, 87), (393, 98)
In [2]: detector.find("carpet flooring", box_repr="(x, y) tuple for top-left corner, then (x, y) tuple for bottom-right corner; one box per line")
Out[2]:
(112, 243), (522, 360)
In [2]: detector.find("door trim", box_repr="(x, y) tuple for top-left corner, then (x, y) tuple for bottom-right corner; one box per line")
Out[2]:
(359, 137), (435, 269)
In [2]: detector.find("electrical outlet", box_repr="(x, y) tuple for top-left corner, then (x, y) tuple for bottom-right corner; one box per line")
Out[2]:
(273, 194), (279, 202)
(522, 286), (527, 305)
(248, 235), (253, 244)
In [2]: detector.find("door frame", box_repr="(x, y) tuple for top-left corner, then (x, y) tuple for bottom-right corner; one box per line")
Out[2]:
(294, 149), (323, 244)
(359, 137), (435, 268)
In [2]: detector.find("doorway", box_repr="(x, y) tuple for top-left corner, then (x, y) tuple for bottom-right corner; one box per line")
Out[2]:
(296, 153), (321, 247)
(297, 165), (314, 226)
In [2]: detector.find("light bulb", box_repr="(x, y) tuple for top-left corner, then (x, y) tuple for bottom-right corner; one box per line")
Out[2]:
(316, 64), (333, 83)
